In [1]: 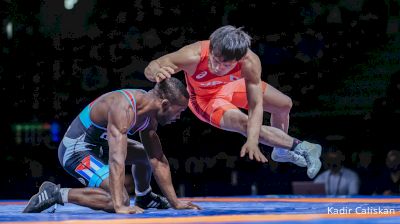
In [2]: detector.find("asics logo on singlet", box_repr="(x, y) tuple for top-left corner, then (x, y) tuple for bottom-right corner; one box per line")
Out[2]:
(77, 178), (86, 185)
(199, 75), (240, 87)
(195, 71), (208, 79)
(200, 80), (224, 87)
(230, 75), (240, 81)
(100, 132), (108, 140)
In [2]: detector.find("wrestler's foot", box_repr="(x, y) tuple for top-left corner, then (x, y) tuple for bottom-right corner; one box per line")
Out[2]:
(135, 192), (170, 209)
(294, 141), (322, 179)
(271, 148), (307, 167)
(23, 181), (64, 213)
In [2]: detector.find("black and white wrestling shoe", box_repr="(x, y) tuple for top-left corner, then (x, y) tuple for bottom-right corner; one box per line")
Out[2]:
(135, 192), (171, 209)
(23, 181), (64, 213)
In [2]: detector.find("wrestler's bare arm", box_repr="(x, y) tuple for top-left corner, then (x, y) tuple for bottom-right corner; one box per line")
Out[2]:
(140, 121), (201, 210)
(239, 50), (266, 162)
(107, 100), (137, 213)
(144, 42), (201, 82)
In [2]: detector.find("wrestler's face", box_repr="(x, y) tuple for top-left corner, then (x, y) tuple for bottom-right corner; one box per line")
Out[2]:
(208, 52), (237, 75)
(158, 98), (188, 126)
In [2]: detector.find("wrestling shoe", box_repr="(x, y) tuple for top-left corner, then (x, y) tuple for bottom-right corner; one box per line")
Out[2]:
(271, 148), (307, 167)
(294, 141), (322, 179)
(135, 192), (170, 209)
(23, 181), (63, 213)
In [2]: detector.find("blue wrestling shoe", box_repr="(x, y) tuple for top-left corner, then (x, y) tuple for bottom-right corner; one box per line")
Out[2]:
(294, 141), (322, 179)
(23, 181), (64, 213)
(271, 148), (307, 167)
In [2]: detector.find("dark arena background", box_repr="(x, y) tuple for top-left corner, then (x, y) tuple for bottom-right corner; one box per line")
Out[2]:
(1, 0), (400, 223)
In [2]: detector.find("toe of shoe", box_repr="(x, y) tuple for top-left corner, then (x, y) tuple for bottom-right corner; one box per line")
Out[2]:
(297, 160), (308, 167)
(307, 160), (322, 179)
(22, 204), (39, 213)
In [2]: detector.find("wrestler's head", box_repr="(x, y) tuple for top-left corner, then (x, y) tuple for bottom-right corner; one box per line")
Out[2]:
(152, 77), (189, 125)
(209, 25), (251, 75)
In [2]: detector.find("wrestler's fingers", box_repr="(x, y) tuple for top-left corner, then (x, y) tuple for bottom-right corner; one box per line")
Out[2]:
(249, 150), (254, 160)
(261, 154), (268, 163)
(162, 66), (175, 75)
(188, 202), (202, 210)
(240, 148), (247, 157)
(155, 72), (168, 82)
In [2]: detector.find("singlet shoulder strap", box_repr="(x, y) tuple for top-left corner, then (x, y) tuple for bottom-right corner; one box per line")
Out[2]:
(200, 40), (210, 62)
(116, 89), (137, 130)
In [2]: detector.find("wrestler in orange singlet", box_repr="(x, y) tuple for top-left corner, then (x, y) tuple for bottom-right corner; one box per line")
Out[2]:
(145, 25), (322, 179)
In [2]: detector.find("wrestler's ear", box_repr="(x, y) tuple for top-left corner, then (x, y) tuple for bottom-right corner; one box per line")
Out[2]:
(161, 99), (170, 111)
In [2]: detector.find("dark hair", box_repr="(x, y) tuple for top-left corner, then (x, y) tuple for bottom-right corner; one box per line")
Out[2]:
(153, 77), (189, 105)
(209, 25), (252, 61)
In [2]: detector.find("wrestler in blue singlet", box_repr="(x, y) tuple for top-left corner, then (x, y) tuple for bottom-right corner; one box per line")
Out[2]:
(58, 89), (150, 187)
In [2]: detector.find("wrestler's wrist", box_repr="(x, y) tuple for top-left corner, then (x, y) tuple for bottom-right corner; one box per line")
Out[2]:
(169, 199), (181, 207)
(246, 138), (258, 145)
